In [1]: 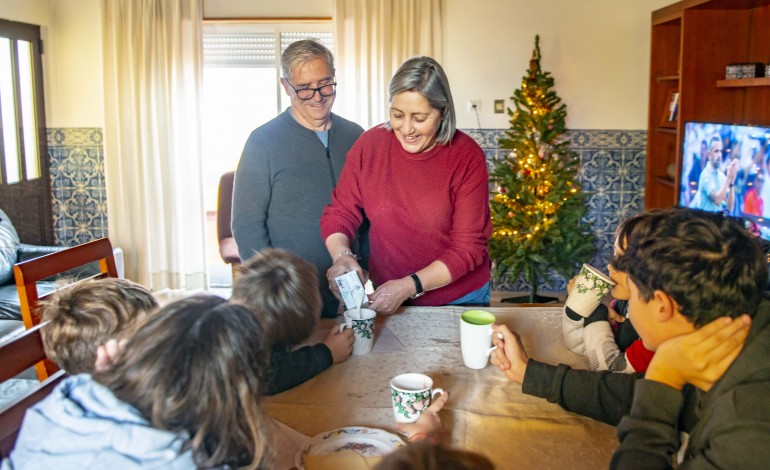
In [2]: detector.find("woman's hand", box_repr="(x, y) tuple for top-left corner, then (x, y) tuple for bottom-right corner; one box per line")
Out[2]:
(325, 255), (365, 301)
(368, 277), (413, 315)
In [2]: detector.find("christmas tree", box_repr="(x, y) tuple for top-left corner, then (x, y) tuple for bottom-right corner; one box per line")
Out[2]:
(489, 35), (595, 303)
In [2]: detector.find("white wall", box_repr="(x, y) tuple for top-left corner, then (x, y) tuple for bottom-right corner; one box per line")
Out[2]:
(445, 0), (672, 130)
(0, 0), (103, 127)
(0, 0), (675, 130)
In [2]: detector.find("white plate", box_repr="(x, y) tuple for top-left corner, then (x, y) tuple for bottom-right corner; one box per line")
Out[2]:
(295, 426), (405, 469)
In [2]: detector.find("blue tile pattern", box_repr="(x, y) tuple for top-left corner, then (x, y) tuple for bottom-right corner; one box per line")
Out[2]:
(463, 128), (647, 293)
(44, 127), (647, 294)
(47, 128), (108, 246)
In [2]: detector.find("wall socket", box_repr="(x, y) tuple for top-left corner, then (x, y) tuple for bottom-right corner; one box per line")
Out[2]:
(467, 100), (481, 112)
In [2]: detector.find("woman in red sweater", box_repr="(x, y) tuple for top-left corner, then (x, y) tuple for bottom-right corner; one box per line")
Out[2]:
(321, 57), (492, 315)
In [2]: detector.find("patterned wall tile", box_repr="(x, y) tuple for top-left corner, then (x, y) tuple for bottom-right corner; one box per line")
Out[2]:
(464, 128), (647, 294)
(46, 126), (647, 295)
(47, 128), (108, 246)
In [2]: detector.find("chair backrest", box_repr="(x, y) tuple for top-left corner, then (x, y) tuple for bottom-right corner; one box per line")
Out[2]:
(0, 322), (67, 458)
(13, 237), (118, 380)
(217, 171), (241, 265)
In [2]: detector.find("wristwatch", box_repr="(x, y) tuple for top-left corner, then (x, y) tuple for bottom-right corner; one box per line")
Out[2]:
(409, 273), (425, 299)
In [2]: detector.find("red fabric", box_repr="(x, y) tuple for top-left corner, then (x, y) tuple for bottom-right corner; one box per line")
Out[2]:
(321, 126), (492, 306)
(743, 188), (763, 216)
(625, 339), (655, 373)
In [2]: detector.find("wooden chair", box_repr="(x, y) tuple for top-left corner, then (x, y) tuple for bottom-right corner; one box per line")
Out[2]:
(13, 237), (118, 380)
(0, 322), (66, 458)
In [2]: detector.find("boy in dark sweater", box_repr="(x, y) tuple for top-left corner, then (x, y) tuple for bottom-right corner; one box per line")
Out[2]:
(492, 207), (770, 468)
(231, 248), (353, 394)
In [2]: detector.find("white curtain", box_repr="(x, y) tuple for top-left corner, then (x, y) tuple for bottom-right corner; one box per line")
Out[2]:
(333, 0), (444, 129)
(102, 0), (207, 290)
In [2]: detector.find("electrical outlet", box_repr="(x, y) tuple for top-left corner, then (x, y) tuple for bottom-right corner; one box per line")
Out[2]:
(467, 100), (481, 112)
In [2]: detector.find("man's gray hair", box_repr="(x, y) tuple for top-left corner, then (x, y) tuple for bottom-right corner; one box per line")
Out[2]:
(281, 38), (335, 78)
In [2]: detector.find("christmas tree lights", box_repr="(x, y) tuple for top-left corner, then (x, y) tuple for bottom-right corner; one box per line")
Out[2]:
(489, 35), (595, 303)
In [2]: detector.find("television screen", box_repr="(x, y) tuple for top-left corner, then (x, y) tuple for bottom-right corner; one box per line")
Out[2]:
(680, 121), (770, 241)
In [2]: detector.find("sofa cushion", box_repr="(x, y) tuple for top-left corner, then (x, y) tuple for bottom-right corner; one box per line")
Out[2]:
(0, 209), (20, 286)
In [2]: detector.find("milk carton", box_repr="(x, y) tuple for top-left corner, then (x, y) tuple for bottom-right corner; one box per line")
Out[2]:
(335, 271), (368, 310)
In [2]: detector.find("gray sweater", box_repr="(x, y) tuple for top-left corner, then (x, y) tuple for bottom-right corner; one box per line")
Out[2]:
(232, 109), (364, 318)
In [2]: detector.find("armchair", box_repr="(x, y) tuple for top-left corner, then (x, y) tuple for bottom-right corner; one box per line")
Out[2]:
(0, 208), (124, 324)
(217, 171), (241, 274)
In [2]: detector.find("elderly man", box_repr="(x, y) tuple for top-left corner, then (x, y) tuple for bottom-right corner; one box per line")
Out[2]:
(233, 39), (364, 318)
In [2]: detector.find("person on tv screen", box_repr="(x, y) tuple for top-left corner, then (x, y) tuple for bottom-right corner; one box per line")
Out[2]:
(743, 167), (764, 217)
(691, 136), (738, 212)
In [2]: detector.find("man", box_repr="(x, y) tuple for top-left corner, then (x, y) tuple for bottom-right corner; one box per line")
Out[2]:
(232, 39), (365, 318)
(491, 207), (770, 468)
(691, 135), (739, 212)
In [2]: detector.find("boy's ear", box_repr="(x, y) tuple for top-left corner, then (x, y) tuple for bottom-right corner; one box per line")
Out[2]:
(653, 290), (678, 322)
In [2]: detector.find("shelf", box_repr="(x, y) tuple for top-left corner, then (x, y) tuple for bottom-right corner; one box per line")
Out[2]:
(717, 77), (770, 88)
(652, 176), (675, 188)
(655, 126), (677, 134)
(656, 75), (680, 82)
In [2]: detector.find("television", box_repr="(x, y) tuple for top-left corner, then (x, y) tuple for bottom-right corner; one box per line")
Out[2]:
(680, 121), (770, 242)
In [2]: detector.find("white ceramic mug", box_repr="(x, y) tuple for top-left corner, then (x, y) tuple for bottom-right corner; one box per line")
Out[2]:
(460, 310), (497, 369)
(390, 373), (444, 423)
(340, 308), (376, 355)
(565, 263), (616, 317)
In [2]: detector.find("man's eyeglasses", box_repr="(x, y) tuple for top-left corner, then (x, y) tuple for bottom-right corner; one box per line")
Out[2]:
(285, 79), (337, 101)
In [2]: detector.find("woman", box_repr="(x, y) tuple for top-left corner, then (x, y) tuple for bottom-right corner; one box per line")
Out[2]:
(7, 295), (270, 469)
(321, 56), (491, 315)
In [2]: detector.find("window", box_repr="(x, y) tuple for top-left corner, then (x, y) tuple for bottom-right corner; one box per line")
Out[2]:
(0, 19), (46, 185)
(200, 24), (332, 286)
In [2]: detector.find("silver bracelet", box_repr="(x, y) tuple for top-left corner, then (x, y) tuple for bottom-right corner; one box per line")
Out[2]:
(333, 250), (359, 264)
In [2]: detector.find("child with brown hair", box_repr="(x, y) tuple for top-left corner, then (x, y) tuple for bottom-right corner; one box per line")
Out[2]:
(230, 248), (354, 394)
(40, 277), (157, 374)
(7, 294), (271, 468)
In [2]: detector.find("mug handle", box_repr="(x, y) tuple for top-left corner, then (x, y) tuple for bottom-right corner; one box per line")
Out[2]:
(339, 323), (350, 333)
(431, 388), (444, 400)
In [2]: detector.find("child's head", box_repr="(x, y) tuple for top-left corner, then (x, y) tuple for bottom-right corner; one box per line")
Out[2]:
(230, 248), (321, 346)
(40, 277), (157, 374)
(97, 294), (270, 469)
(612, 207), (766, 344)
(374, 441), (495, 470)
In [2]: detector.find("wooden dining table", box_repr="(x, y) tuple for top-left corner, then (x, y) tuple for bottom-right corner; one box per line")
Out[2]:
(264, 305), (618, 469)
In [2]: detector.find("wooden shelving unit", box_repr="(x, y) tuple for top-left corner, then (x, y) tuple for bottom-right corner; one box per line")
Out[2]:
(645, 0), (770, 209)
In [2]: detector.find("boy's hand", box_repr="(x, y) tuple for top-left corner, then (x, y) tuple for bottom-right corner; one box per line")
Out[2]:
(489, 324), (529, 384)
(94, 338), (126, 372)
(645, 314), (751, 392)
(567, 276), (577, 295)
(323, 325), (354, 364)
(607, 305), (626, 325)
(396, 390), (450, 443)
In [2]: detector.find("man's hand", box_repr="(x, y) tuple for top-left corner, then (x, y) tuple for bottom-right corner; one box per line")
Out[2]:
(489, 324), (529, 384)
(726, 158), (740, 183)
(322, 325), (354, 364)
(645, 314), (751, 391)
(396, 390), (450, 443)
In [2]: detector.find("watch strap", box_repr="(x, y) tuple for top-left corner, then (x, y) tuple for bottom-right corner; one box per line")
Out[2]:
(409, 273), (425, 299)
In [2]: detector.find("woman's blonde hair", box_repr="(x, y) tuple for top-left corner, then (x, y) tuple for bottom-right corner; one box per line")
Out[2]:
(97, 294), (270, 469)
